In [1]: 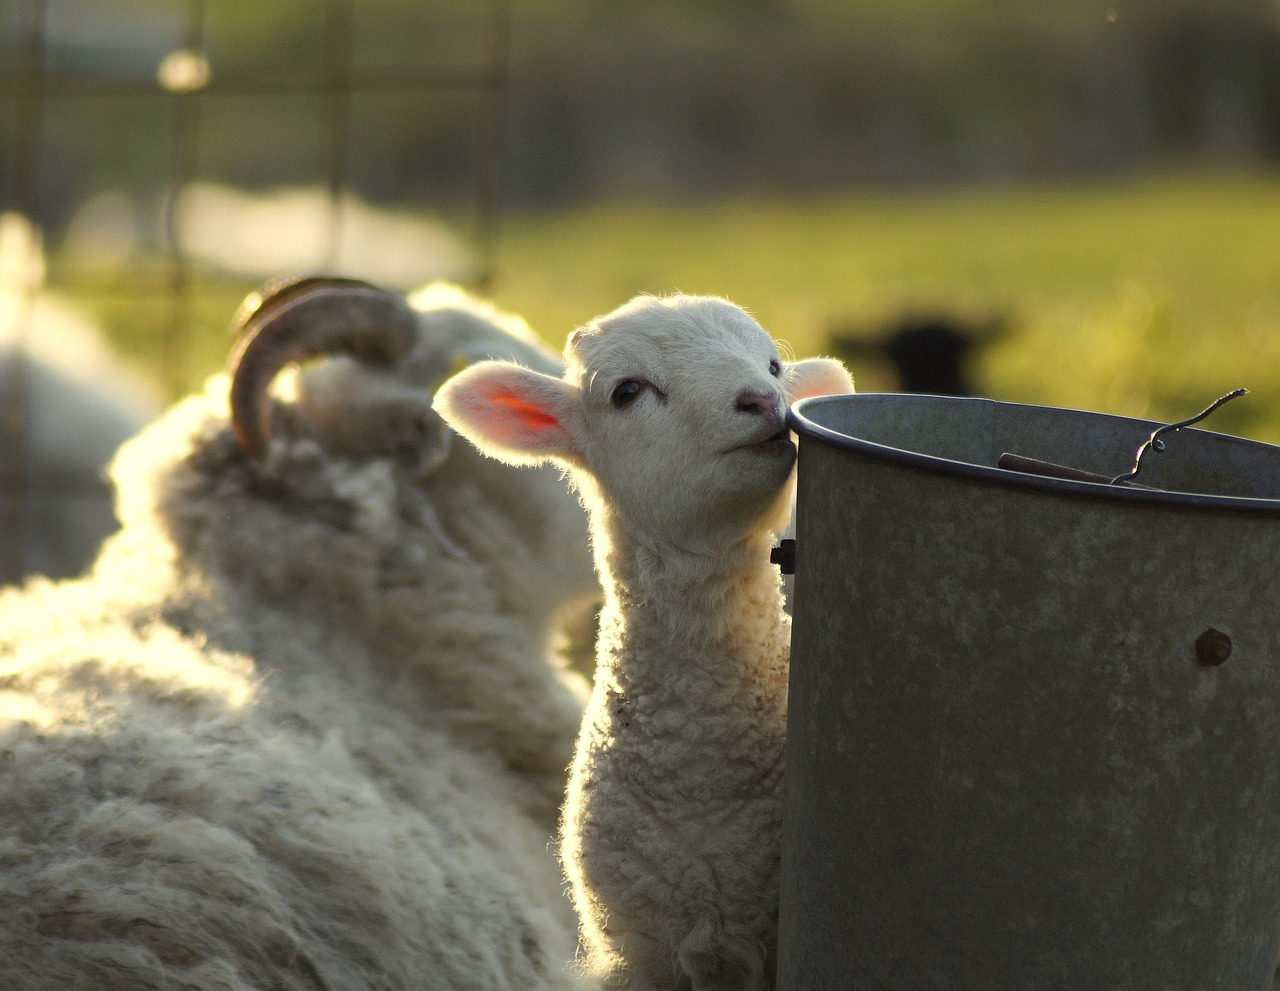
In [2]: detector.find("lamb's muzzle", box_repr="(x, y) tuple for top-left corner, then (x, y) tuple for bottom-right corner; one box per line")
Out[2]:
(228, 274), (419, 459)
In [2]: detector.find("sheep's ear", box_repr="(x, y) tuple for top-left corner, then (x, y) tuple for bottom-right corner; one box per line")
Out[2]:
(434, 360), (582, 466)
(784, 357), (855, 404)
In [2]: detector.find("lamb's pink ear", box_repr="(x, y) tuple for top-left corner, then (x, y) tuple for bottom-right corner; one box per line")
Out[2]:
(433, 361), (582, 466)
(784, 357), (855, 404)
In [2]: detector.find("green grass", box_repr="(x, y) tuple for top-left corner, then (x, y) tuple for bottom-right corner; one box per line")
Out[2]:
(491, 172), (1280, 443)
(59, 171), (1280, 445)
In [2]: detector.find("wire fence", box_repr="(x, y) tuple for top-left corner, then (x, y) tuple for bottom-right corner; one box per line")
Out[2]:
(0, 0), (511, 583)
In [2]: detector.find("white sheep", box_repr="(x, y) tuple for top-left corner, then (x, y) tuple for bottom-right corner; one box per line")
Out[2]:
(434, 293), (853, 991)
(0, 211), (161, 581)
(0, 276), (600, 990)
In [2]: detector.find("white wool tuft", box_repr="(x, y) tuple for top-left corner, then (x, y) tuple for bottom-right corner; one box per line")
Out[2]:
(0, 211), (162, 581)
(0, 283), (600, 990)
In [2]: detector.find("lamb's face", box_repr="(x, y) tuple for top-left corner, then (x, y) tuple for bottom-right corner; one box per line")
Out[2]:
(567, 296), (798, 544)
(432, 292), (854, 551)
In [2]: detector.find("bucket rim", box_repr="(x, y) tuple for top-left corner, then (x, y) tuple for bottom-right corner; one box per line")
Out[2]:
(789, 393), (1280, 514)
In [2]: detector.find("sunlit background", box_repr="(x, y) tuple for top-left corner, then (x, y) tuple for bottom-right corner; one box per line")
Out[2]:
(4, 0), (1280, 576)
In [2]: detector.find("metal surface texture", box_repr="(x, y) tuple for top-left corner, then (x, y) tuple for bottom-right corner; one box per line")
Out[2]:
(779, 393), (1280, 990)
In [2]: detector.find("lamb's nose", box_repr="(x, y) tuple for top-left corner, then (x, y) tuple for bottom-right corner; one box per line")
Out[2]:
(736, 391), (782, 418)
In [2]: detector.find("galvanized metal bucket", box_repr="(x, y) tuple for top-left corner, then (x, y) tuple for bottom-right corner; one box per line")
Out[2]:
(779, 393), (1280, 991)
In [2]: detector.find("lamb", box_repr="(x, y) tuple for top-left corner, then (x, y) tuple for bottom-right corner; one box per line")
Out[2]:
(434, 293), (853, 991)
(0, 275), (601, 990)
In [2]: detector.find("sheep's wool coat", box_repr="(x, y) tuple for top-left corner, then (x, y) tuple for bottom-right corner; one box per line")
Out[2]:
(0, 291), (599, 990)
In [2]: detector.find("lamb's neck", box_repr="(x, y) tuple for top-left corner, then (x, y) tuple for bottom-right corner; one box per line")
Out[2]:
(595, 518), (790, 681)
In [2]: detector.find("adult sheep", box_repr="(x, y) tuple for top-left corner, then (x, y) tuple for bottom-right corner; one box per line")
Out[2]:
(0, 276), (600, 990)
(0, 211), (161, 582)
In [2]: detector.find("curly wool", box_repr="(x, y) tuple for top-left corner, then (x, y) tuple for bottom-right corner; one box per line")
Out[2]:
(0, 289), (599, 990)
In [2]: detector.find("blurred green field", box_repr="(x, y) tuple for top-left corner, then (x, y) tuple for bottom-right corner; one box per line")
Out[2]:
(74, 171), (1280, 443)
(491, 172), (1280, 443)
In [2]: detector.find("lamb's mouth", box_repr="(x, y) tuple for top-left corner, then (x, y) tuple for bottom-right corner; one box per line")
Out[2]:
(729, 427), (793, 454)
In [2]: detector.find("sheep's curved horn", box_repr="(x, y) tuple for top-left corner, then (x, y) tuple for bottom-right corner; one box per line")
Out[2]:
(228, 275), (418, 459)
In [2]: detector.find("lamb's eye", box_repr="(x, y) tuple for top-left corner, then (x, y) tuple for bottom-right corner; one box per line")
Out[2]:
(768, 359), (782, 377)
(611, 380), (643, 408)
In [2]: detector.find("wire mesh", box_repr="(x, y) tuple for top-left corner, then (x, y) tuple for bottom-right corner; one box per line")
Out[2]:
(0, 0), (511, 583)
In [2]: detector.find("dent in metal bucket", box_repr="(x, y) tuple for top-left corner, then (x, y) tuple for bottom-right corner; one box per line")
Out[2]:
(779, 394), (1280, 991)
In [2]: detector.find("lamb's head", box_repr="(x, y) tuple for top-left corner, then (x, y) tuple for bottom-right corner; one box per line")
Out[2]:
(434, 293), (853, 550)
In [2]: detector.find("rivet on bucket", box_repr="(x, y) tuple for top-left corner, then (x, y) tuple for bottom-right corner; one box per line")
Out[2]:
(770, 539), (796, 576)
(1195, 628), (1233, 667)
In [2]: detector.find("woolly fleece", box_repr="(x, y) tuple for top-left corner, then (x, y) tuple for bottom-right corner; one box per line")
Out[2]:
(0, 286), (599, 990)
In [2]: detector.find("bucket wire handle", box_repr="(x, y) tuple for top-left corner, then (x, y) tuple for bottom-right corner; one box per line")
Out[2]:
(998, 387), (1249, 487)
(1109, 388), (1248, 486)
